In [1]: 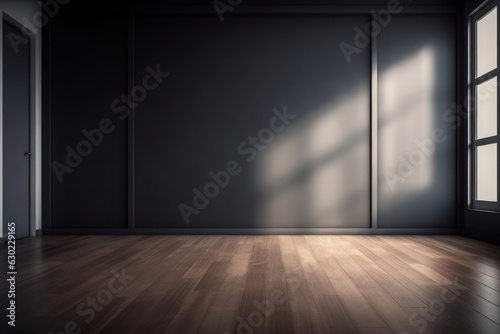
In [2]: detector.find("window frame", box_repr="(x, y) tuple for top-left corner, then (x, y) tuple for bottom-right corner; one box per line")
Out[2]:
(470, 1), (500, 212)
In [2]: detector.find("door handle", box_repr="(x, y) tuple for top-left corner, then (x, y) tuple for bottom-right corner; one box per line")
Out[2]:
(24, 152), (30, 157)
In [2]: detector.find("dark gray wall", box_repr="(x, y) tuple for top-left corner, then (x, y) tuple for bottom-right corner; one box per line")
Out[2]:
(48, 15), (128, 228)
(134, 14), (371, 228)
(377, 15), (457, 228)
(43, 1), (459, 232)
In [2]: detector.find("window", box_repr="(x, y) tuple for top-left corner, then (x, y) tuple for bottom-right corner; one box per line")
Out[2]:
(471, 2), (499, 211)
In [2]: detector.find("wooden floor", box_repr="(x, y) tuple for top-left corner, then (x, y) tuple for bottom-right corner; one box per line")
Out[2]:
(2, 235), (500, 334)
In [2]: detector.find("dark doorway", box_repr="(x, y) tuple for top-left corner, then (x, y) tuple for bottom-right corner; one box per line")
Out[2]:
(3, 19), (31, 239)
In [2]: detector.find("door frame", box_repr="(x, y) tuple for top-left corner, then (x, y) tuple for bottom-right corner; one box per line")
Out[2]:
(1, 12), (38, 238)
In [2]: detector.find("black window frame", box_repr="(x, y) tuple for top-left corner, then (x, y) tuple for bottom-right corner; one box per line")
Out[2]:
(469, 0), (500, 212)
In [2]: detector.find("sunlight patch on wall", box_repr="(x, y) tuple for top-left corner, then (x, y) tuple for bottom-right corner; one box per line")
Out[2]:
(255, 87), (370, 228)
(379, 46), (437, 196)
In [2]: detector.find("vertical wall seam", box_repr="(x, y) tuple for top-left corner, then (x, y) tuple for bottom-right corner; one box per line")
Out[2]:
(371, 14), (378, 229)
(128, 15), (135, 229)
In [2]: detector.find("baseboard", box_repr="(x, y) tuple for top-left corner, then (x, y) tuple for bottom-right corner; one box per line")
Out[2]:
(42, 228), (459, 235)
(36, 229), (43, 236)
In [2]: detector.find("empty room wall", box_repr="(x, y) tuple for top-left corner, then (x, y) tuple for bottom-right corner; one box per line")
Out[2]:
(133, 14), (371, 229)
(377, 15), (456, 228)
(43, 1), (458, 233)
(46, 12), (128, 228)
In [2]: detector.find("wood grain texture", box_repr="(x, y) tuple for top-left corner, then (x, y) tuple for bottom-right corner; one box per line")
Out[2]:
(1, 235), (499, 334)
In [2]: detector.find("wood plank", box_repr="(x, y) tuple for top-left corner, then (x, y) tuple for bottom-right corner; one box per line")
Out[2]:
(7, 235), (500, 334)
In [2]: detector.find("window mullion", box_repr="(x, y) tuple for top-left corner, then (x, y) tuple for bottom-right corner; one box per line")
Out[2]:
(473, 68), (498, 86)
(475, 136), (498, 146)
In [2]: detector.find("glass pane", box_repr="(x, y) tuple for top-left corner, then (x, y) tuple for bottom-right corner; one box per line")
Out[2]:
(476, 144), (498, 202)
(476, 77), (498, 139)
(476, 7), (497, 78)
